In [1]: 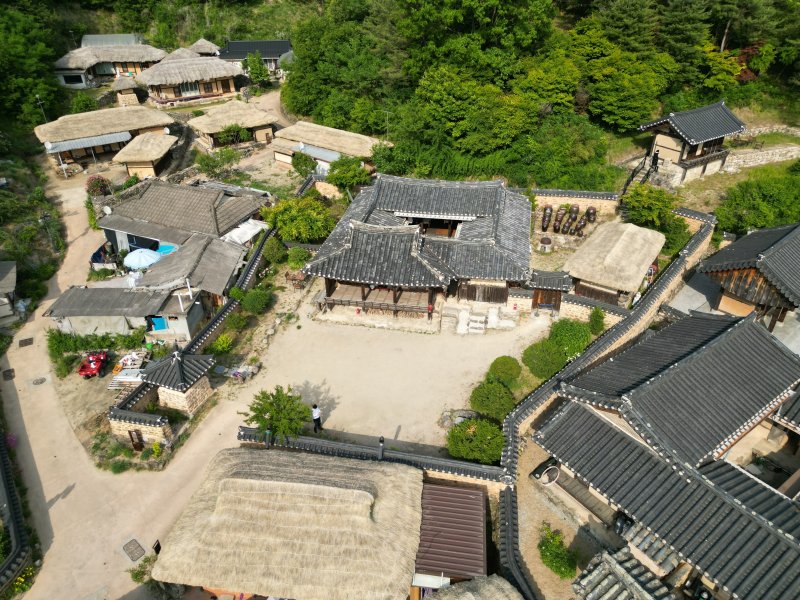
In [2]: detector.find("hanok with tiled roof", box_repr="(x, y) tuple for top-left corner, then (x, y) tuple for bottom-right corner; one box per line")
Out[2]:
(572, 547), (674, 600)
(529, 270), (572, 312)
(304, 175), (531, 317)
(99, 180), (266, 253)
(697, 222), (800, 330)
(142, 349), (215, 415)
(561, 312), (800, 467)
(534, 401), (800, 600)
(639, 101), (745, 182)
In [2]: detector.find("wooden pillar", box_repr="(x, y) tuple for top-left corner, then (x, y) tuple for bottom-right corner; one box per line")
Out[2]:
(361, 285), (368, 301)
(324, 278), (336, 297)
(768, 306), (782, 332)
(393, 287), (401, 304)
(779, 307), (789, 323)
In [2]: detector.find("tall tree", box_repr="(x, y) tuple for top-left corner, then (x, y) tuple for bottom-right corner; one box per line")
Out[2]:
(711, 0), (777, 52)
(595, 0), (658, 55)
(241, 386), (312, 443)
(658, 0), (710, 85)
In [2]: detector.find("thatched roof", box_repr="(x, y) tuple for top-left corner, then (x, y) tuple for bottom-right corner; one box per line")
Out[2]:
(112, 76), (139, 91)
(428, 576), (524, 600)
(188, 100), (279, 134)
(151, 448), (423, 600)
(55, 45), (166, 70)
(275, 120), (383, 158)
(188, 38), (220, 54)
(34, 106), (174, 143)
(161, 48), (201, 62)
(137, 56), (242, 86)
(563, 221), (665, 293)
(113, 133), (177, 163)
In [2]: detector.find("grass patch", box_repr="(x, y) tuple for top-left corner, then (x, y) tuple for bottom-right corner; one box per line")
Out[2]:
(86, 267), (116, 282)
(605, 131), (651, 164)
(508, 369), (543, 401)
(753, 132), (800, 146)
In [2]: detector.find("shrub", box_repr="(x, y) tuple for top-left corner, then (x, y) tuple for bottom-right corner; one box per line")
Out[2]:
(109, 459), (131, 474)
(54, 354), (81, 379)
(225, 312), (248, 332)
(291, 152), (317, 178)
(217, 123), (253, 145)
(208, 333), (234, 355)
(70, 91), (98, 113)
(139, 447), (153, 461)
(522, 338), (567, 379)
(550, 319), (592, 359)
(128, 554), (157, 584)
(287, 247), (312, 270)
(17, 279), (47, 302)
(121, 174), (140, 190)
(470, 381), (516, 421)
(487, 355), (522, 386)
(191, 109), (205, 117)
(261, 197), (336, 243)
(151, 442), (161, 459)
(84, 197), (99, 230)
(589, 307), (605, 335)
(241, 287), (274, 314)
(229, 286), (245, 301)
(326, 155), (371, 191)
(538, 523), (577, 579)
(195, 147), (242, 179)
(446, 418), (504, 464)
(263, 236), (288, 264)
(85, 175), (111, 197)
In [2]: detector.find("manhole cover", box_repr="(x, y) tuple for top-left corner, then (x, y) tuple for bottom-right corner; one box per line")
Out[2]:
(123, 539), (145, 562)
(2, 370), (14, 381)
(18, 338), (33, 348)
(32, 378), (46, 386)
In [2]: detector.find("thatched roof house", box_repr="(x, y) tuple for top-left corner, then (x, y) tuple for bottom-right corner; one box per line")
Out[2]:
(428, 576), (523, 600)
(112, 132), (177, 177)
(111, 76), (139, 91)
(137, 55), (242, 103)
(272, 120), (384, 171)
(563, 221), (665, 304)
(151, 448), (424, 600)
(188, 100), (278, 148)
(188, 38), (220, 56)
(54, 44), (166, 88)
(160, 48), (201, 62)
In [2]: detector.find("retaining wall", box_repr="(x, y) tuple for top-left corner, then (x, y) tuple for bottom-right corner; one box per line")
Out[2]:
(723, 144), (800, 172)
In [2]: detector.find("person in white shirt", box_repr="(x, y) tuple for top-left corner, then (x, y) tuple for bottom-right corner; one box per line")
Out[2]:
(312, 404), (323, 433)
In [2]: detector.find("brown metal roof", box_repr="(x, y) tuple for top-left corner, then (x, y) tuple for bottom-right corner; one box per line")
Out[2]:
(415, 482), (487, 580)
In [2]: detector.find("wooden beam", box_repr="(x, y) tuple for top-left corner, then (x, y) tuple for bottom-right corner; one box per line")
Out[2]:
(768, 306), (781, 332)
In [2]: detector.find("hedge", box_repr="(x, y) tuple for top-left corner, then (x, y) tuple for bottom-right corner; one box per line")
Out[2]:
(522, 338), (567, 379)
(446, 418), (504, 464)
(470, 381), (516, 421)
(487, 355), (521, 386)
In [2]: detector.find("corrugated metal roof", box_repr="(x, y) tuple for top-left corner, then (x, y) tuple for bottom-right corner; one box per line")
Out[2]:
(81, 33), (143, 47)
(415, 482), (487, 580)
(45, 131), (131, 153)
(639, 101), (746, 144)
(43, 287), (169, 317)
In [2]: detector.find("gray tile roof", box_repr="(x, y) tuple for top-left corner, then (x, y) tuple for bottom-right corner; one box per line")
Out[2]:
(99, 213), (193, 246)
(622, 524), (681, 575)
(638, 101), (746, 145)
(531, 189), (619, 200)
(141, 350), (214, 391)
(534, 402), (800, 600)
(698, 223), (800, 306)
(699, 460), (800, 541)
(81, 33), (143, 47)
(572, 547), (674, 600)
(138, 234), (245, 296)
(773, 392), (800, 431)
(530, 270), (572, 291)
(303, 175), (531, 285)
(564, 313), (800, 466)
(43, 287), (169, 317)
(672, 207), (717, 225)
(104, 181), (266, 240)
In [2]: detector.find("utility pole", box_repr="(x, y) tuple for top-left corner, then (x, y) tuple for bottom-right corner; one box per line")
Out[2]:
(380, 110), (392, 141)
(35, 95), (48, 123)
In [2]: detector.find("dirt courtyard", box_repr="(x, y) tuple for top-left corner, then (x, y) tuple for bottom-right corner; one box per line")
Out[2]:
(234, 293), (552, 449)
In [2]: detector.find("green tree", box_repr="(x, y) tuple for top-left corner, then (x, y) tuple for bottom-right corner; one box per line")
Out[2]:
(195, 147), (242, 179)
(589, 307), (606, 335)
(70, 92), (98, 114)
(716, 167), (800, 234)
(487, 356), (522, 386)
(596, 0), (659, 55)
(241, 386), (312, 443)
(701, 43), (743, 93)
(513, 51), (581, 115)
(522, 338), (568, 379)
(711, 0), (777, 52)
(550, 319), (593, 359)
(85, 175), (112, 197)
(241, 288), (274, 314)
(287, 247), (312, 270)
(263, 236), (288, 264)
(469, 381), (517, 421)
(326, 156), (372, 191)
(216, 123), (253, 145)
(538, 523), (577, 579)
(291, 152), (317, 178)
(262, 197), (336, 243)
(446, 418), (505, 464)
(623, 183), (679, 229)
(244, 50), (270, 85)
(658, 0), (709, 85)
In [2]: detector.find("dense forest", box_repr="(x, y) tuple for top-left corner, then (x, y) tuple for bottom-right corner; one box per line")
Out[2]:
(1, 0), (799, 190)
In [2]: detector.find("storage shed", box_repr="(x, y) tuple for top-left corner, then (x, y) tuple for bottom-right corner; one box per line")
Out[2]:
(112, 132), (178, 178)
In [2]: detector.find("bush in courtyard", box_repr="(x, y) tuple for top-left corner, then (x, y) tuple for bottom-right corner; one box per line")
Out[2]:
(470, 381), (516, 422)
(261, 196), (336, 243)
(225, 312), (248, 332)
(229, 286), (245, 301)
(522, 338), (567, 379)
(109, 459), (132, 474)
(191, 109), (204, 117)
(54, 354), (81, 379)
(538, 523), (577, 579)
(217, 123), (253, 145)
(242, 385), (312, 443)
(263, 236), (288, 264)
(121, 174), (140, 190)
(446, 418), (504, 464)
(291, 152), (317, 178)
(241, 287), (274, 314)
(550, 319), (592, 359)
(85, 175), (111, 197)
(589, 307), (605, 335)
(487, 355), (522, 387)
(70, 91), (98, 114)
(287, 247), (312, 270)
(195, 147), (242, 179)
(208, 333), (234, 355)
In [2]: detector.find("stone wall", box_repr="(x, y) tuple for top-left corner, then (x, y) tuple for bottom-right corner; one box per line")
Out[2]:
(158, 376), (213, 415)
(723, 144), (800, 173)
(109, 417), (172, 444)
(559, 300), (626, 327)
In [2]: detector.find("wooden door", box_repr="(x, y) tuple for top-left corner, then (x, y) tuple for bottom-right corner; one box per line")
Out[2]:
(129, 430), (145, 451)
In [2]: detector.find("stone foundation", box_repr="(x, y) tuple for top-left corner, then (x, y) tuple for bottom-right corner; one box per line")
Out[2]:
(558, 300), (626, 327)
(158, 375), (213, 415)
(723, 144), (800, 172)
(109, 417), (172, 444)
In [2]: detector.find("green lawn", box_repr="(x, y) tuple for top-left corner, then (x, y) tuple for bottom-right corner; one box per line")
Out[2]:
(605, 131), (651, 165)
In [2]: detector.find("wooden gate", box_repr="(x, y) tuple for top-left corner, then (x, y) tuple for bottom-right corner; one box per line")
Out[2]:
(458, 282), (509, 303)
(129, 429), (145, 451)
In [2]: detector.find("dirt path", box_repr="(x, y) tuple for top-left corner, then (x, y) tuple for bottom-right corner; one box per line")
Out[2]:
(249, 89), (294, 129)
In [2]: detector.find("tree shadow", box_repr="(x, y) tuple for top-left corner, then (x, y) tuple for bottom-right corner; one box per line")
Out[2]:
(291, 379), (339, 421)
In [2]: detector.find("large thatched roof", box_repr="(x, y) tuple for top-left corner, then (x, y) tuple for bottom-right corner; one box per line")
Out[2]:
(55, 45), (166, 70)
(151, 448), (424, 600)
(161, 48), (201, 62)
(188, 38), (220, 54)
(112, 133), (177, 163)
(111, 76), (140, 91)
(188, 100), (278, 134)
(429, 576), (524, 600)
(563, 221), (665, 293)
(34, 106), (174, 143)
(137, 56), (242, 86)
(275, 120), (383, 158)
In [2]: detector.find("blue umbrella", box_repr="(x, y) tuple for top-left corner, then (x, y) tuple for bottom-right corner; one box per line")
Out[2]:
(123, 248), (162, 270)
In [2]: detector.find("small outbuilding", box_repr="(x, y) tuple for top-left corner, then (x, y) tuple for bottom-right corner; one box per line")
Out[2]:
(141, 350), (215, 415)
(187, 38), (220, 56)
(137, 52), (242, 105)
(563, 221), (665, 306)
(187, 100), (278, 149)
(112, 76), (141, 106)
(112, 132), (177, 178)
